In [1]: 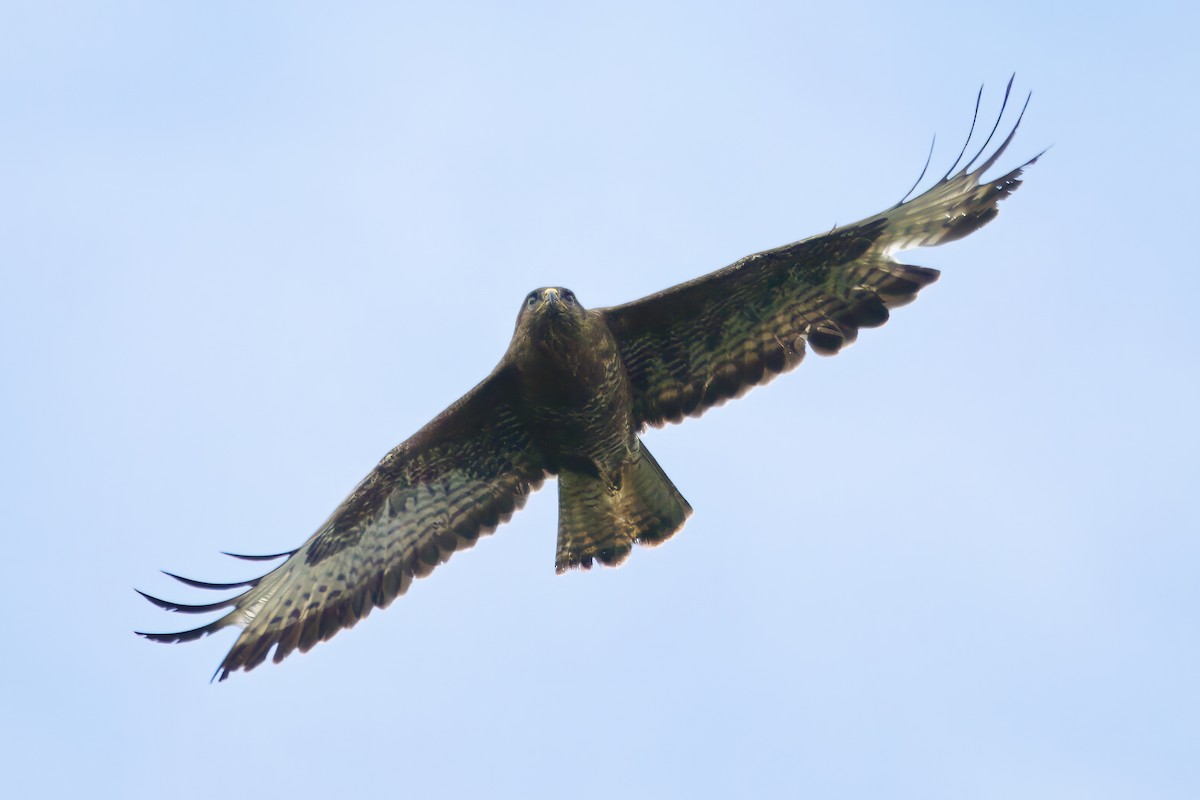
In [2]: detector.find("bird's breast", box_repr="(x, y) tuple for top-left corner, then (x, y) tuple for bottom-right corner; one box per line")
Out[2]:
(513, 321), (635, 473)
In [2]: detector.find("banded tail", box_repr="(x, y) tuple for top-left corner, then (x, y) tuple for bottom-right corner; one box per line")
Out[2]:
(555, 443), (691, 572)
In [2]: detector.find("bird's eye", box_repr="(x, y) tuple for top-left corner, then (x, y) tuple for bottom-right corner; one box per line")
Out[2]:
(525, 292), (538, 307)
(562, 290), (576, 305)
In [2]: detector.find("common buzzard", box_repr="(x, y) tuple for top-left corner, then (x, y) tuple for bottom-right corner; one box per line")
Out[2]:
(139, 81), (1040, 680)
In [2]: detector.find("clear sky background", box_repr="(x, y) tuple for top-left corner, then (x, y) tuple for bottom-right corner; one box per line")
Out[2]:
(3, 2), (1198, 798)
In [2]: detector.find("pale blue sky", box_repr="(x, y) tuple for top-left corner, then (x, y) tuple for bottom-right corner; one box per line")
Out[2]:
(4, 2), (1198, 798)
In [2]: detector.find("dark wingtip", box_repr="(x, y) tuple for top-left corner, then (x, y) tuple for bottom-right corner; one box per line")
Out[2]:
(964, 77), (1033, 181)
(939, 83), (984, 181)
(134, 628), (187, 643)
(135, 588), (240, 614)
(162, 570), (258, 591)
(135, 613), (231, 644)
(961, 77), (1013, 174)
(899, 76), (1031, 209)
(896, 134), (936, 207)
(221, 549), (297, 562)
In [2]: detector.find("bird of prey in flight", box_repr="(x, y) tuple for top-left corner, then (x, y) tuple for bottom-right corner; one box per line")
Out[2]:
(138, 80), (1040, 681)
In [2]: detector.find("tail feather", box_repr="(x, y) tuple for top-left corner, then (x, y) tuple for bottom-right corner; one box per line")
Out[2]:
(555, 443), (692, 573)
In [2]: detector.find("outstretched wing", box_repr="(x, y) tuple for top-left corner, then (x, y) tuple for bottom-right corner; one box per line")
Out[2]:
(601, 80), (1040, 429)
(138, 366), (547, 680)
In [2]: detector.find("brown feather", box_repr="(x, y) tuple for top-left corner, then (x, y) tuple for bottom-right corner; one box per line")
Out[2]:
(139, 366), (549, 680)
(600, 91), (1034, 429)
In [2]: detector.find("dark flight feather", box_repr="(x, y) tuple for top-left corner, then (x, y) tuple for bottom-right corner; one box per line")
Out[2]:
(600, 87), (1036, 429)
(139, 367), (547, 680)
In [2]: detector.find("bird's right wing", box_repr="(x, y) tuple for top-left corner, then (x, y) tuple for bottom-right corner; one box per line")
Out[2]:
(138, 365), (548, 680)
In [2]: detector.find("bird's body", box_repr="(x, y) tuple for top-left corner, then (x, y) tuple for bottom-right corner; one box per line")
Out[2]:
(510, 288), (636, 484)
(139, 82), (1041, 681)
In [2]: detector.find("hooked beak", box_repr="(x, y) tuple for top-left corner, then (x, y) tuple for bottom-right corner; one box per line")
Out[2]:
(541, 288), (564, 313)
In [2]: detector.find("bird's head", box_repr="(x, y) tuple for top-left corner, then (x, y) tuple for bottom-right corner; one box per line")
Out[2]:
(516, 286), (585, 327)
(511, 286), (589, 355)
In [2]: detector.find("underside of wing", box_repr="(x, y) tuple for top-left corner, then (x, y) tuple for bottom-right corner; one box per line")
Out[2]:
(602, 78), (1040, 429)
(137, 367), (547, 680)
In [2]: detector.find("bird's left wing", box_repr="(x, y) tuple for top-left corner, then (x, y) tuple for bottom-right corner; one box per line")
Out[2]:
(601, 81), (1039, 430)
(138, 365), (547, 680)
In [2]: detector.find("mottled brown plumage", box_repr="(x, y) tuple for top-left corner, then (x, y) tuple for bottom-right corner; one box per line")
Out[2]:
(138, 81), (1040, 680)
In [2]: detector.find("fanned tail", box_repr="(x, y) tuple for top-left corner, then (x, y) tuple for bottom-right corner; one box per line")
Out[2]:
(555, 443), (691, 572)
